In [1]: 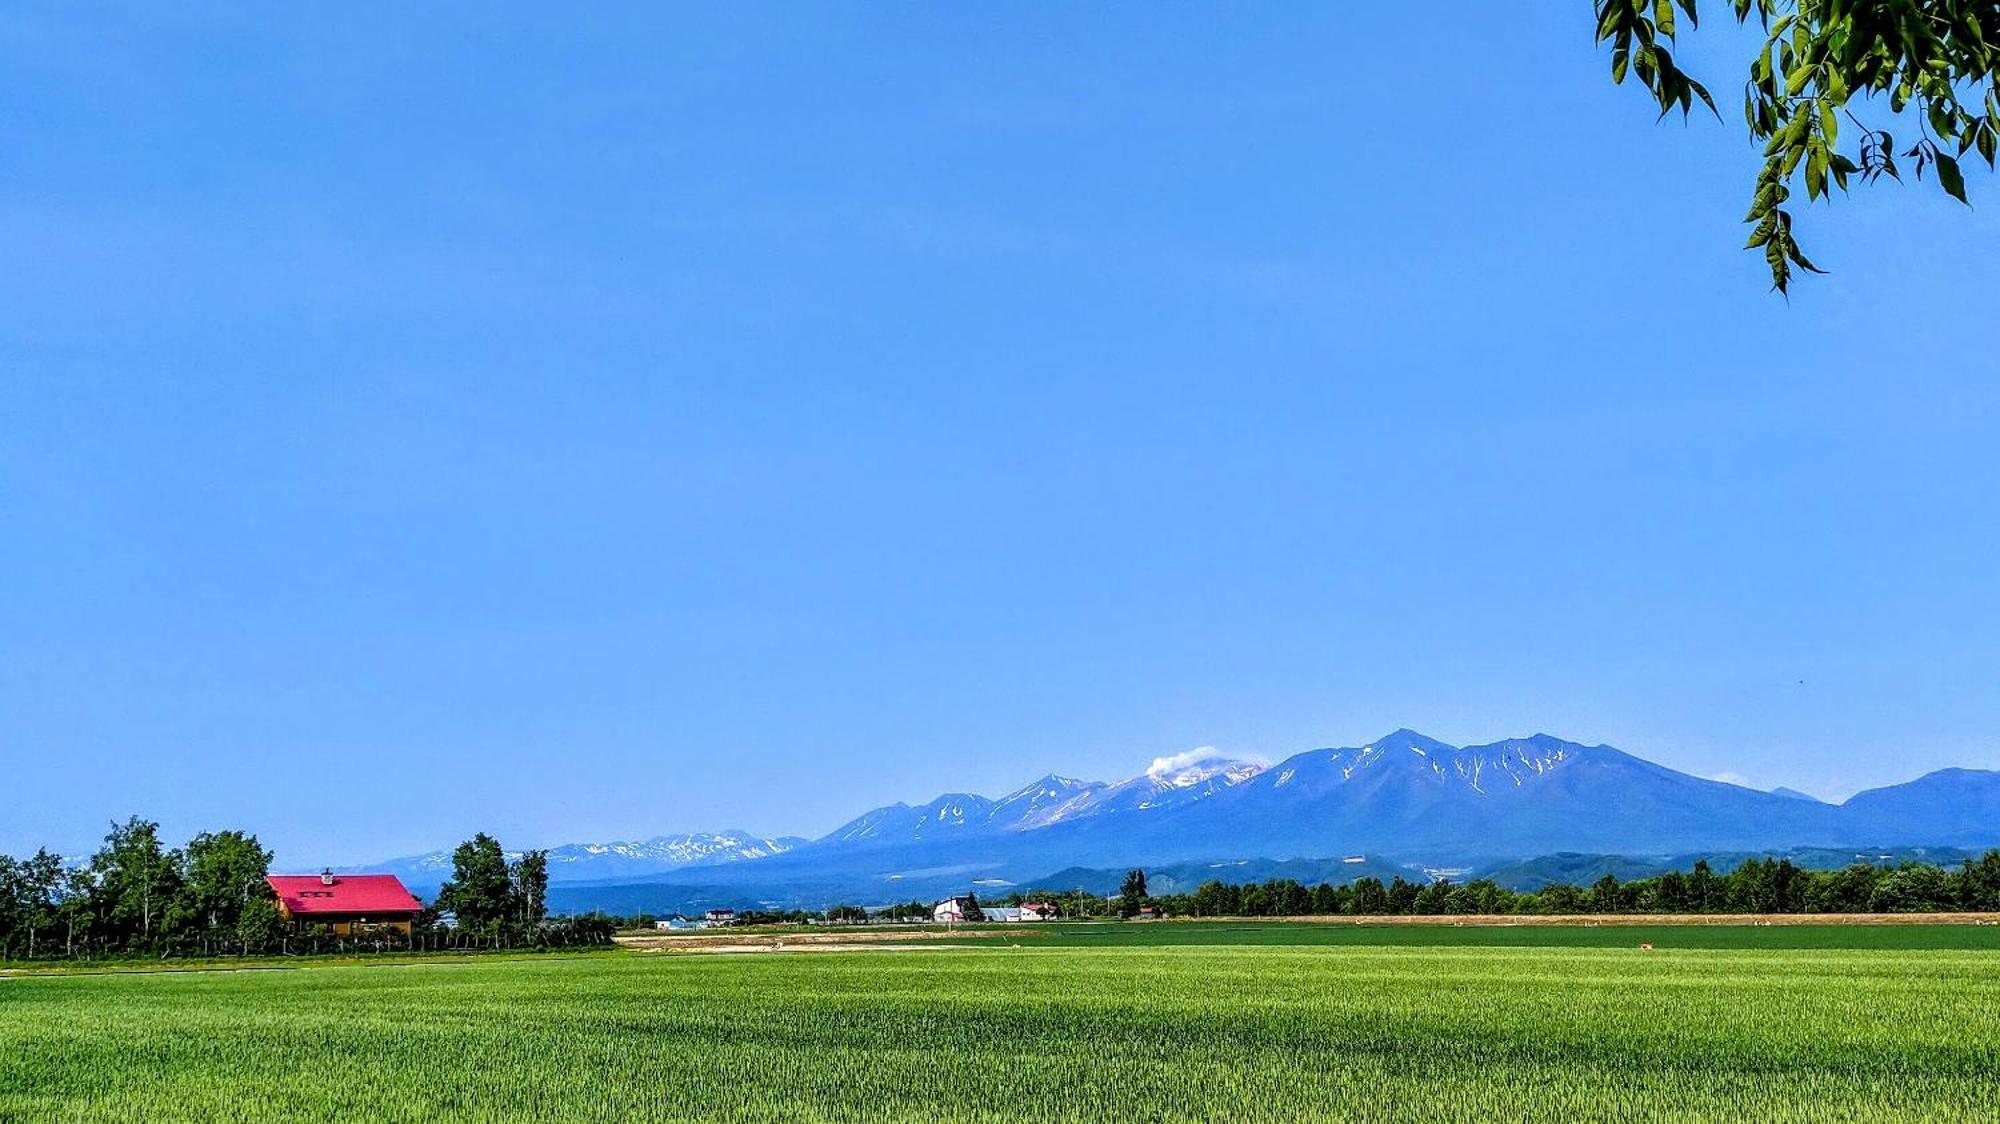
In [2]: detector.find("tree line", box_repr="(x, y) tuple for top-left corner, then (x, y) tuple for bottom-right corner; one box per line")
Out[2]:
(1156, 852), (2000, 919)
(0, 818), (612, 962)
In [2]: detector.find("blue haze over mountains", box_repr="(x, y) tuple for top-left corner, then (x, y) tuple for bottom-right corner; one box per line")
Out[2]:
(370, 731), (2000, 908)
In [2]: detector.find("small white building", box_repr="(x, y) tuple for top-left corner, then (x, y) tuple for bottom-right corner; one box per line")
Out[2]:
(1020, 901), (1057, 921)
(703, 908), (738, 926)
(654, 914), (698, 931)
(982, 906), (1024, 923)
(933, 896), (981, 923)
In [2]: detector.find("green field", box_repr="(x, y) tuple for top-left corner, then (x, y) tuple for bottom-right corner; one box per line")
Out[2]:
(4, 925), (1997, 1121)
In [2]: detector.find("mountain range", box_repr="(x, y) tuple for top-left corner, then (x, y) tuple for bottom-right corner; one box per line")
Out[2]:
(366, 730), (2000, 908)
(367, 830), (806, 888)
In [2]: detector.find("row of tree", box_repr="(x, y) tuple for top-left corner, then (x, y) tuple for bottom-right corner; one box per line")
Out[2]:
(0, 819), (612, 961)
(1154, 853), (2000, 918)
(0, 818), (285, 959)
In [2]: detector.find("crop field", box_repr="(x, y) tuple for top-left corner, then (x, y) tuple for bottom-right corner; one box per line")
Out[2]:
(3, 926), (1997, 1122)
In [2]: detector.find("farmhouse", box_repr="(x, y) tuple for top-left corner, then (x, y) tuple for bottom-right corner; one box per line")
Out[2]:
(1020, 901), (1058, 921)
(703, 908), (738, 926)
(933, 896), (980, 922)
(266, 871), (422, 936)
(982, 906), (1024, 923)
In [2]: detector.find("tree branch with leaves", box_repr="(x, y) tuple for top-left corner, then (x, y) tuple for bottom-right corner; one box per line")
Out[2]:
(1597, 0), (1998, 292)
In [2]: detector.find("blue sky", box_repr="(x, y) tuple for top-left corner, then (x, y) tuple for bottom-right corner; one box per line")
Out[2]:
(3, 6), (1996, 866)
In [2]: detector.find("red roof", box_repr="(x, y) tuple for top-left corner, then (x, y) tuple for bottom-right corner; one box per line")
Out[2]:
(267, 874), (422, 916)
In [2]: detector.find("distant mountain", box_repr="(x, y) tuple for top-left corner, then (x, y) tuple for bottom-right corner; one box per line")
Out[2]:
(380, 729), (2000, 909)
(1157, 730), (1857, 863)
(367, 830), (806, 891)
(1770, 786), (1824, 803)
(815, 754), (1259, 849)
(1837, 769), (2000, 846)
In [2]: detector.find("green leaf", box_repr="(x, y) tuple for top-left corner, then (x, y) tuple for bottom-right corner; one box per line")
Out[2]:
(1690, 77), (1718, 119)
(1785, 240), (1827, 274)
(1934, 153), (1969, 204)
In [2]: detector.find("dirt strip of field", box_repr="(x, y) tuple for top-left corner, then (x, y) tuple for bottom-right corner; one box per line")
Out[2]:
(615, 928), (1038, 953)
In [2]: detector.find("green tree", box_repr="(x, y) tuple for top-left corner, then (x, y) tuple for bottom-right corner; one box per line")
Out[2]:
(88, 817), (184, 947)
(57, 865), (95, 956)
(0, 855), (22, 955)
(1687, 860), (1720, 911)
(1241, 884), (1275, 916)
(0, 852), (65, 958)
(1191, 879), (1239, 917)
(1310, 882), (1343, 915)
(1273, 879), (1313, 916)
(236, 894), (285, 953)
(183, 830), (274, 936)
(1459, 879), (1512, 915)
(1386, 877), (1421, 914)
(1589, 874), (1622, 912)
(1870, 862), (1954, 911)
(1413, 878), (1458, 915)
(1960, 851), (2000, 910)
(1810, 862), (1883, 911)
(435, 833), (514, 930)
(1653, 869), (1690, 911)
(1540, 882), (1588, 914)
(1119, 869), (1148, 917)
(1596, 0), (1999, 292)
(14, 850), (65, 958)
(1350, 877), (1389, 915)
(510, 850), (549, 926)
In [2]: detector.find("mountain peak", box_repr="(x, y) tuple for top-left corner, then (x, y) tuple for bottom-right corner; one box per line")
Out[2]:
(1021, 772), (1094, 792)
(1366, 729), (1458, 756)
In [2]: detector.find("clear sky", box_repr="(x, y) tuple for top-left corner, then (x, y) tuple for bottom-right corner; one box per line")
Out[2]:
(3, 6), (1996, 867)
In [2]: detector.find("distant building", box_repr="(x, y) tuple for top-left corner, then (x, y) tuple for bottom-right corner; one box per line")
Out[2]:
(982, 907), (1024, 923)
(933, 896), (981, 923)
(703, 908), (738, 926)
(267, 871), (422, 936)
(1342, 856), (1367, 864)
(1020, 901), (1058, 922)
(655, 915), (698, 931)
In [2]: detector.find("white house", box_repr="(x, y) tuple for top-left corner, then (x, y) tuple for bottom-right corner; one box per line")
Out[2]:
(1020, 901), (1057, 921)
(933, 896), (981, 922)
(982, 906), (1024, 923)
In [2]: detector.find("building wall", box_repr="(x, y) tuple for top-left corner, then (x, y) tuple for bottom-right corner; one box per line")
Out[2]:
(278, 907), (417, 936)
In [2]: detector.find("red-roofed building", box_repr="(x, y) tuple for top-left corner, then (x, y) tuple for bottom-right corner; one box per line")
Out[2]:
(267, 871), (423, 935)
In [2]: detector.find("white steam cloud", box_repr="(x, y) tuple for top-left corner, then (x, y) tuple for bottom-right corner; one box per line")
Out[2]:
(1146, 746), (1270, 780)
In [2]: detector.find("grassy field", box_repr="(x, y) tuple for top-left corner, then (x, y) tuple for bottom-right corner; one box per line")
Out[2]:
(985, 918), (2000, 950)
(4, 925), (1997, 1122)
